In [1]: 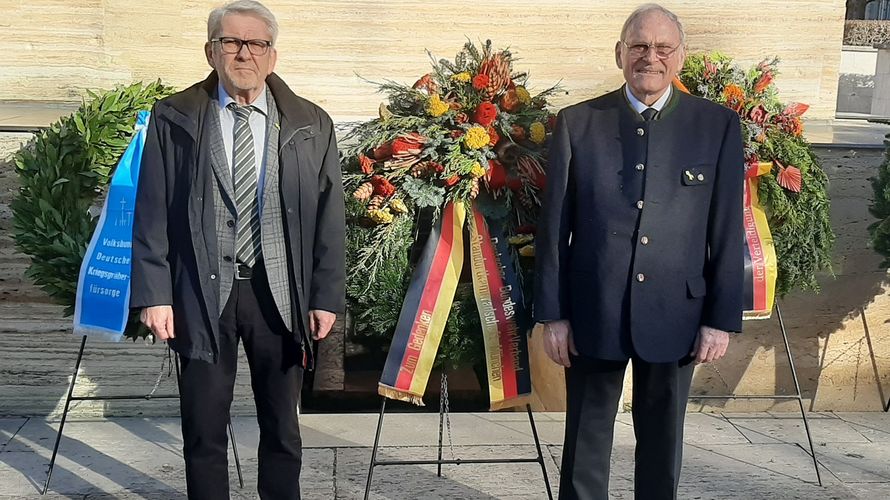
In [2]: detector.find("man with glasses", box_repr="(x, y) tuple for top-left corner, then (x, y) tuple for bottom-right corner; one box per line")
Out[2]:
(131, 1), (345, 498)
(535, 3), (744, 499)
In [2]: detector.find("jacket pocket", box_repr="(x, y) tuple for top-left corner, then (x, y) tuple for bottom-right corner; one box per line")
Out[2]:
(681, 166), (710, 186)
(686, 276), (707, 298)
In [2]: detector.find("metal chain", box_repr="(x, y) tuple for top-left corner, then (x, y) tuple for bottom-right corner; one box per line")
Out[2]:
(442, 373), (455, 459)
(146, 345), (174, 398)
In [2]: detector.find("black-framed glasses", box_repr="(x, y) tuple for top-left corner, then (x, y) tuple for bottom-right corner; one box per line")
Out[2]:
(210, 37), (273, 56)
(620, 40), (681, 59)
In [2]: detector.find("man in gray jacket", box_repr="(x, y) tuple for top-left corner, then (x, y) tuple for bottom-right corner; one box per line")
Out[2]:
(131, 1), (345, 498)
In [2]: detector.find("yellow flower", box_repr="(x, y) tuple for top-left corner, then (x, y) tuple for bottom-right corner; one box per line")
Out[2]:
(515, 86), (532, 105)
(368, 208), (394, 224)
(389, 198), (408, 214)
(519, 244), (535, 257)
(529, 122), (546, 144)
(470, 162), (486, 178)
(508, 234), (534, 246)
(451, 72), (471, 83)
(464, 126), (491, 150)
(427, 94), (449, 117)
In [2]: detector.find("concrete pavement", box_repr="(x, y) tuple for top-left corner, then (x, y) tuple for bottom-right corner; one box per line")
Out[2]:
(1, 411), (888, 499)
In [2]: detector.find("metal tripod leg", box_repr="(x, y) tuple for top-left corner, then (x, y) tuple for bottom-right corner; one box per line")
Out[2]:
(42, 335), (87, 495)
(526, 404), (554, 500)
(364, 397), (387, 500)
(776, 303), (822, 486)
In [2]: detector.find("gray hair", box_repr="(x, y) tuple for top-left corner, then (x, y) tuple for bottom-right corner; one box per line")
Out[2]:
(620, 3), (686, 45)
(207, 0), (279, 45)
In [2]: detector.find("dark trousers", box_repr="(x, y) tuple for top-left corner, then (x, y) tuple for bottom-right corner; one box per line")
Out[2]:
(179, 265), (304, 500)
(559, 356), (695, 500)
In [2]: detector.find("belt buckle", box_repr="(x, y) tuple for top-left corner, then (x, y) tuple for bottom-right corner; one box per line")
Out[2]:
(235, 263), (253, 280)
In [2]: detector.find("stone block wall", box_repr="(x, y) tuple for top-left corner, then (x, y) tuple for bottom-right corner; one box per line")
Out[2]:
(1, 0), (846, 119)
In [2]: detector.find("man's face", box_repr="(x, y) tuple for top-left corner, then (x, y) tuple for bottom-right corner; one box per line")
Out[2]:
(205, 13), (277, 99)
(615, 12), (685, 103)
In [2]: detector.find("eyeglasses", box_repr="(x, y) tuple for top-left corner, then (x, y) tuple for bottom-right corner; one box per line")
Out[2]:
(210, 37), (273, 56)
(620, 40), (681, 59)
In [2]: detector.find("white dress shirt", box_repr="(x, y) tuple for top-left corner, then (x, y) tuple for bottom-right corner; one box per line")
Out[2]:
(624, 84), (672, 115)
(217, 82), (269, 208)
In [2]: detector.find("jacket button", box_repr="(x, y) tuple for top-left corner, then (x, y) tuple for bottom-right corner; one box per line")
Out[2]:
(636, 200), (644, 210)
(210, 274), (217, 280)
(287, 208), (293, 213)
(636, 273), (645, 282)
(226, 220), (235, 228)
(640, 236), (649, 245)
(636, 128), (645, 136)
(635, 163), (645, 171)
(223, 256), (232, 262)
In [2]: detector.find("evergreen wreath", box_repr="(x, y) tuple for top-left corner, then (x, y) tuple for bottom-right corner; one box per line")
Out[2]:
(12, 81), (175, 339)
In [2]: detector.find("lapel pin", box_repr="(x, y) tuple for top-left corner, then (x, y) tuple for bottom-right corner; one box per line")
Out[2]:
(685, 170), (694, 180)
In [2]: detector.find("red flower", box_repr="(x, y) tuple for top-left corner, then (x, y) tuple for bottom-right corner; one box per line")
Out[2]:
(499, 89), (520, 112)
(412, 73), (439, 94)
(373, 142), (392, 160)
(487, 160), (507, 190)
(431, 162), (445, 173)
(445, 175), (461, 187)
(754, 72), (773, 94)
(487, 127), (501, 146)
(472, 73), (490, 90)
(506, 176), (523, 191)
(370, 175), (396, 197)
(473, 101), (499, 127)
(359, 154), (375, 174)
(391, 132), (425, 156)
(783, 102), (809, 117)
(748, 105), (767, 125)
(546, 114), (557, 131)
(450, 130), (464, 139)
(455, 112), (469, 124)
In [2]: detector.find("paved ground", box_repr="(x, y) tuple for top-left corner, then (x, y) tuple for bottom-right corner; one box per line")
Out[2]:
(1, 411), (887, 499)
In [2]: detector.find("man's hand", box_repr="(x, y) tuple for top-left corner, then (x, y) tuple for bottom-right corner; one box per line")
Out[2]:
(541, 320), (578, 367)
(308, 310), (337, 340)
(140, 305), (175, 340)
(690, 325), (731, 363)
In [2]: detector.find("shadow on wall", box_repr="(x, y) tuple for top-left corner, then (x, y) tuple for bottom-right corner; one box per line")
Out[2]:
(691, 148), (890, 412)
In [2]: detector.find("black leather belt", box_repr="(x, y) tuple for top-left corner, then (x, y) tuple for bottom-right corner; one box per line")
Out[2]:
(235, 263), (253, 280)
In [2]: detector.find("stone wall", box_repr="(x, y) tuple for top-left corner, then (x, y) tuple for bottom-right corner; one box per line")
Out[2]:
(1, 0), (845, 119)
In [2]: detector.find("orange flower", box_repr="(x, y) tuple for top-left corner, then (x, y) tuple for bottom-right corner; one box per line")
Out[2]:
(722, 84), (746, 112)
(359, 154), (374, 174)
(445, 175), (461, 187)
(754, 72), (773, 94)
(500, 89), (520, 112)
(472, 74), (490, 90)
(487, 127), (501, 146)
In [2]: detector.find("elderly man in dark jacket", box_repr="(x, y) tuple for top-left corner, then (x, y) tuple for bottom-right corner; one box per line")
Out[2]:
(130, 1), (345, 499)
(534, 4), (744, 499)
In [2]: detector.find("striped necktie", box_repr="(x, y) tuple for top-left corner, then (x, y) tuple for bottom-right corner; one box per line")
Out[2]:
(229, 103), (262, 267)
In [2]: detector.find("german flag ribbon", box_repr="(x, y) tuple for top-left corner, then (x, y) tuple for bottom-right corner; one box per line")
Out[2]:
(742, 162), (778, 319)
(378, 201), (532, 410)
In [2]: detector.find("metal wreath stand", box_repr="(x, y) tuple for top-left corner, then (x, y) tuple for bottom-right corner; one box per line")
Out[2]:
(364, 373), (553, 500)
(43, 335), (244, 495)
(689, 302), (823, 486)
